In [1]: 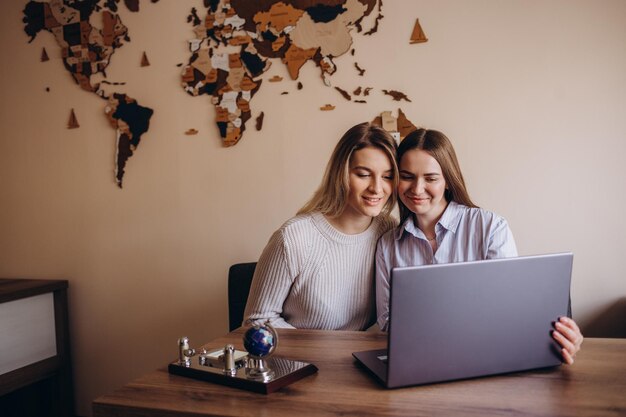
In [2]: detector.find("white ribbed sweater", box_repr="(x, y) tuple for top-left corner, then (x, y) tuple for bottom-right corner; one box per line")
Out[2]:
(243, 212), (394, 330)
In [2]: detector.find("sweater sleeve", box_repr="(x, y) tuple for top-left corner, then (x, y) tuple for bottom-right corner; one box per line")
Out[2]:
(243, 228), (297, 329)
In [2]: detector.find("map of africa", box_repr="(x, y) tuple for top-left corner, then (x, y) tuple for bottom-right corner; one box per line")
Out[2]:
(22, 0), (386, 187)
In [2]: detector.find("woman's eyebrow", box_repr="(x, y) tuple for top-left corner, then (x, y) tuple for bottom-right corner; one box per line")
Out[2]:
(353, 166), (394, 174)
(399, 170), (440, 176)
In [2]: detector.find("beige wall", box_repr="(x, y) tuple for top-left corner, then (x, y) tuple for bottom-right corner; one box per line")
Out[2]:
(1, 1), (625, 415)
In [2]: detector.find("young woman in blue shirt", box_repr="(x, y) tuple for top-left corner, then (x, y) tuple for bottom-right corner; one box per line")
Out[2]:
(376, 128), (583, 364)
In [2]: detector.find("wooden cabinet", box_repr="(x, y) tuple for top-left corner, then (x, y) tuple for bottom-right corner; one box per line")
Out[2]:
(0, 279), (74, 417)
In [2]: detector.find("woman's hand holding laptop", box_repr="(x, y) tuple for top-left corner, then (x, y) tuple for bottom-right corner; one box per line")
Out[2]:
(553, 316), (584, 364)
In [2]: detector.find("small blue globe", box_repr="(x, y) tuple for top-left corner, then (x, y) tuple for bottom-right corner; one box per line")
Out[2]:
(243, 324), (277, 358)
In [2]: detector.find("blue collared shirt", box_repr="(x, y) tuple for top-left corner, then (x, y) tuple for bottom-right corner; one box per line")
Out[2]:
(375, 201), (518, 330)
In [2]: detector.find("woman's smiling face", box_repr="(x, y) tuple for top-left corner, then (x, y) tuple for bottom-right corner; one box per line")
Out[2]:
(398, 148), (448, 223)
(342, 146), (394, 220)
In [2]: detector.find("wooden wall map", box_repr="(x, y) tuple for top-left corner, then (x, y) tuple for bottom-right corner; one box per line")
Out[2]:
(22, 1), (426, 187)
(181, 0), (383, 146)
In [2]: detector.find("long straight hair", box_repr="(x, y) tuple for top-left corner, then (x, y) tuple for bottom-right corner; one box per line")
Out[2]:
(397, 128), (477, 223)
(298, 122), (398, 218)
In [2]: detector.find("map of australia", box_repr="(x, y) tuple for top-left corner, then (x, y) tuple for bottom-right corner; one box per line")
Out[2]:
(182, 0), (381, 146)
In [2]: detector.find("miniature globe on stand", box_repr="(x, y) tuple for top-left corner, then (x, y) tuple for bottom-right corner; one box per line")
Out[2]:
(243, 321), (278, 381)
(243, 323), (277, 358)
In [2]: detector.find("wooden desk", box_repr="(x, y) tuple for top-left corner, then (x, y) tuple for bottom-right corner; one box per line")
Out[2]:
(94, 329), (626, 417)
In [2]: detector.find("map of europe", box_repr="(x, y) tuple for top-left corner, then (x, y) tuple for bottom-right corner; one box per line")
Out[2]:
(23, 0), (384, 187)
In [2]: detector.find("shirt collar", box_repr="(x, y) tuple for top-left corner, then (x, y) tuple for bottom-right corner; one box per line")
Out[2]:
(394, 200), (464, 240)
(438, 200), (463, 233)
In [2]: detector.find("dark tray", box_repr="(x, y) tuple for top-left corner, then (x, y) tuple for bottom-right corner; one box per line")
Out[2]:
(168, 356), (318, 394)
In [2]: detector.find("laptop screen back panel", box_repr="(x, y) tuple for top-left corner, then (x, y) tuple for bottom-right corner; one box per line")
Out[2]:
(387, 254), (572, 388)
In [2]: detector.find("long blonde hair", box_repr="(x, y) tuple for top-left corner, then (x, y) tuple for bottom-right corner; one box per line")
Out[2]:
(298, 122), (398, 218)
(397, 128), (477, 223)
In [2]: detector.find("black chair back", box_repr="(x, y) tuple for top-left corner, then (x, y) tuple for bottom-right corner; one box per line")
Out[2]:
(228, 262), (257, 331)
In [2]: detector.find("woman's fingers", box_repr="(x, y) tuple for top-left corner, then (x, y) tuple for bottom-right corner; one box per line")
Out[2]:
(552, 317), (584, 364)
(561, 347), (574, 365)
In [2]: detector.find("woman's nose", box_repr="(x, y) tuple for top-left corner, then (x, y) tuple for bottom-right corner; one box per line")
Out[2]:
(413, 178), (425, 194)
(369, 177), (383, 193)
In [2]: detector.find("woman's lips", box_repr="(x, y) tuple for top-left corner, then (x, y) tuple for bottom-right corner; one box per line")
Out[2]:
(363, 196), (383, 205)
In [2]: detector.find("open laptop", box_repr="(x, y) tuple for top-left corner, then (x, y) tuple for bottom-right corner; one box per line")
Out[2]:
(353, 253), (573, 388)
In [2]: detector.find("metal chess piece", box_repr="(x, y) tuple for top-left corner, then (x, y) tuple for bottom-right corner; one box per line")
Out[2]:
(223, 344), (237, 375)
(177, 337), (196, 367)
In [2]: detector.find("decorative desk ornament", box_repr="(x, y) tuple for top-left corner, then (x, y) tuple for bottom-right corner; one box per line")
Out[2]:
(243, 321), (278, 381)
(168, 326), (318, 394)
(177, 336), (195, 366)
